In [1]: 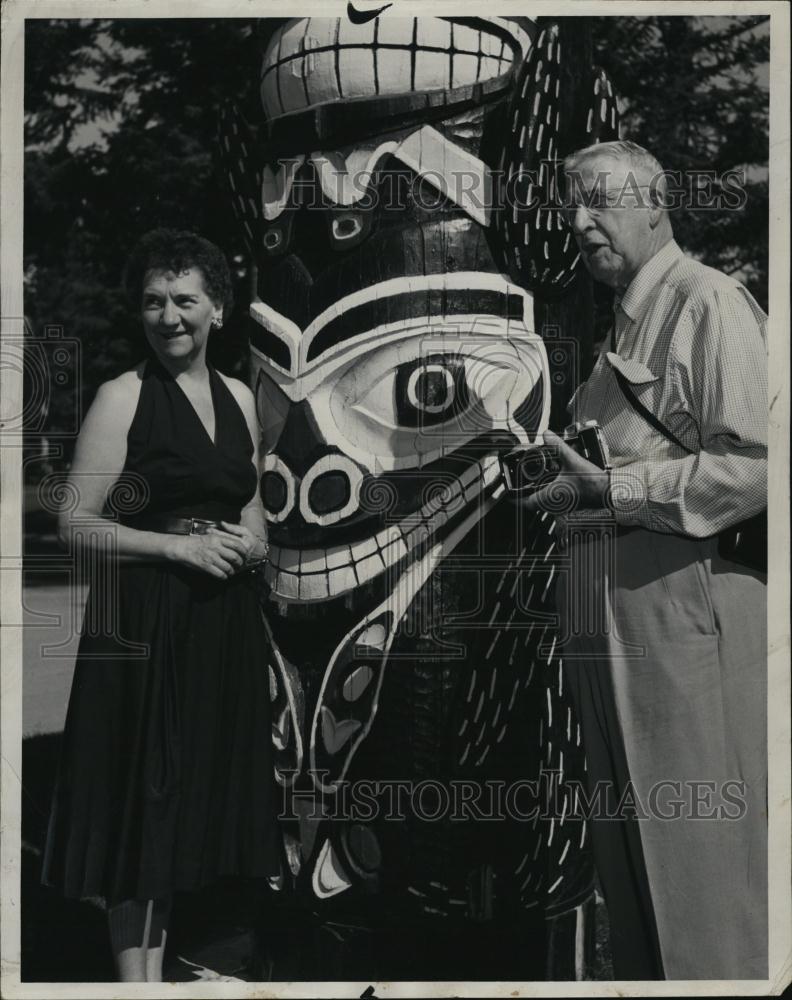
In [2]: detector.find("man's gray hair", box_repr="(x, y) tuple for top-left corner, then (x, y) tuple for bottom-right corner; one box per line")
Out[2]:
(562, 140), (668, 206)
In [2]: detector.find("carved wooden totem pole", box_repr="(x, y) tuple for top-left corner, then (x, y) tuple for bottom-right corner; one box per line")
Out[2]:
(218, 13), (619, 979)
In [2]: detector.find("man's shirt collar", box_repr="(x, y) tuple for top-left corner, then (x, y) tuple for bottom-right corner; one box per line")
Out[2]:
(618, 239), (682, 322)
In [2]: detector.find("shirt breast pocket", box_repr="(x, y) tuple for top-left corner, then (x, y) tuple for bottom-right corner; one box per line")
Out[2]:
(602, 352), (671, 457)
(604, 352), (660, 392)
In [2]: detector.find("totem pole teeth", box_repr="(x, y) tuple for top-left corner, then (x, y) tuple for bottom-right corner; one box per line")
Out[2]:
(260, 17), (514, 120)
(265, 455), (500, 602)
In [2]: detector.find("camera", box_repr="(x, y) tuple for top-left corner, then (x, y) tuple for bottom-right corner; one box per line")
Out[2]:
(499, 420), (612, 495)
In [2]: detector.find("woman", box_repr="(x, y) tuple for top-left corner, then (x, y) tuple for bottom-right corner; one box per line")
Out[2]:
(42, 228), (280, 982)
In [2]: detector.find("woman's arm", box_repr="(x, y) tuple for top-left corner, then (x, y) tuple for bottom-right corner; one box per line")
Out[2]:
(61, 372), (246, 578)
(239, 388), (269, 558)
(216, 378), (269, 566)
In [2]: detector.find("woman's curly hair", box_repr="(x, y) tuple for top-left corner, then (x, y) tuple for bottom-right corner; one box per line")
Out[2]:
(124, 228), (233, 319)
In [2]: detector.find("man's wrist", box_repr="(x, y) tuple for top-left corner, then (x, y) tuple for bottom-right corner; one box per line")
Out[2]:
(577, 468), (612, 510)
(606, 465), (649, 525)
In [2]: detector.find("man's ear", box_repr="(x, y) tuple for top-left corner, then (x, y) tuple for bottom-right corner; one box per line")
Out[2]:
(648, 204), (664, 230)
(647, 175), (668, 229)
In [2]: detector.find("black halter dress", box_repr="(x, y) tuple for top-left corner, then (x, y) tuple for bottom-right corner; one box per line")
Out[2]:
(42, 358), (280, 904)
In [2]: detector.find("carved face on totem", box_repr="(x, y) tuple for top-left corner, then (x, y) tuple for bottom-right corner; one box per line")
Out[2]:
(218, 13), (619, 917)
(244, 16), (549, 608)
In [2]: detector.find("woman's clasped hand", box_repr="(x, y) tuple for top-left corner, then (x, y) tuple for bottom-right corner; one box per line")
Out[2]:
(168, 522), (268, 578)
(215, 520), (269, 565)
(166, 528), (250, 578)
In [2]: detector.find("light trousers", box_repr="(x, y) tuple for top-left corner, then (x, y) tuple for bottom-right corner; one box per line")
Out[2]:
(558, 523), (767, 980)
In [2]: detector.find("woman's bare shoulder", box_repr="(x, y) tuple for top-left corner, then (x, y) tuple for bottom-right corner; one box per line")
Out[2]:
(72, 364), (146, 469)
(88, 364), (146, 421)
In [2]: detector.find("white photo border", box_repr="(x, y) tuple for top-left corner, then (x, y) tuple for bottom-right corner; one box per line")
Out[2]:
(1, 1), (789, 996)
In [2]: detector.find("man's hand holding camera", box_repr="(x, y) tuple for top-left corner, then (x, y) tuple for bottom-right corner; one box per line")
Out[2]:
(528, 430), (610, 512)
(501, 422), (612, 514)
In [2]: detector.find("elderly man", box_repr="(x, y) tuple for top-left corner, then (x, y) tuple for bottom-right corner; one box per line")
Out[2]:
(524, 141), (767, 979)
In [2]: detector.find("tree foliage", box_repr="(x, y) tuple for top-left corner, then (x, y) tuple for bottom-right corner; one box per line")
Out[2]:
(591, 15), (769, 306)
(24, 17), (260, 431)
(22, 16), (770, 460)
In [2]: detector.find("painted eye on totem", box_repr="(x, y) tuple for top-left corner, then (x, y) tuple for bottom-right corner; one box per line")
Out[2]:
(395, 355), (470, 428)
(330, 335), (547, 465)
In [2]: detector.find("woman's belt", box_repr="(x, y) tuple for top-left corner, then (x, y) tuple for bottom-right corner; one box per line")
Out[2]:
(125, 513), (230, 535)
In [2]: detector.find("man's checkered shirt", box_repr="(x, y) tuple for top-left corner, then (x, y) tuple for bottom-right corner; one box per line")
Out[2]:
(569, 239), (767, 536)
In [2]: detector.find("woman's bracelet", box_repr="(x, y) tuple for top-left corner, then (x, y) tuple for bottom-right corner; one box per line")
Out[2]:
(245, 534), (270, 568)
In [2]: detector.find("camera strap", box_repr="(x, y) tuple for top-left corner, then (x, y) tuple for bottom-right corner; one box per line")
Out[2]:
(611, 365), (766, 573)
(611, 367), (693, 454)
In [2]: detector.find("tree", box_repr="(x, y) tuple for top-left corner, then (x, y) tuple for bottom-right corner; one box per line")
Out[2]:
(590, 15), (769, 309)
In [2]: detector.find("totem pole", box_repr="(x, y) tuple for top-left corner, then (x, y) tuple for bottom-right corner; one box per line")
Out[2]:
(218, 14), (619, 980)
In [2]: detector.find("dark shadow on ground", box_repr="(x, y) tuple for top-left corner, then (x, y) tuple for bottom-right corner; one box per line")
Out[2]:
(21, 733), (612, 983)
(21, 733), (115, 982)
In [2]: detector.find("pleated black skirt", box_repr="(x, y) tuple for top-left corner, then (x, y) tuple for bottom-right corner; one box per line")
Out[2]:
(42, 560), (281, 905)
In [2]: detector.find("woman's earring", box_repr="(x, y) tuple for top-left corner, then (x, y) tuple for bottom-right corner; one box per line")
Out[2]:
(211, 316), (223, 330)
